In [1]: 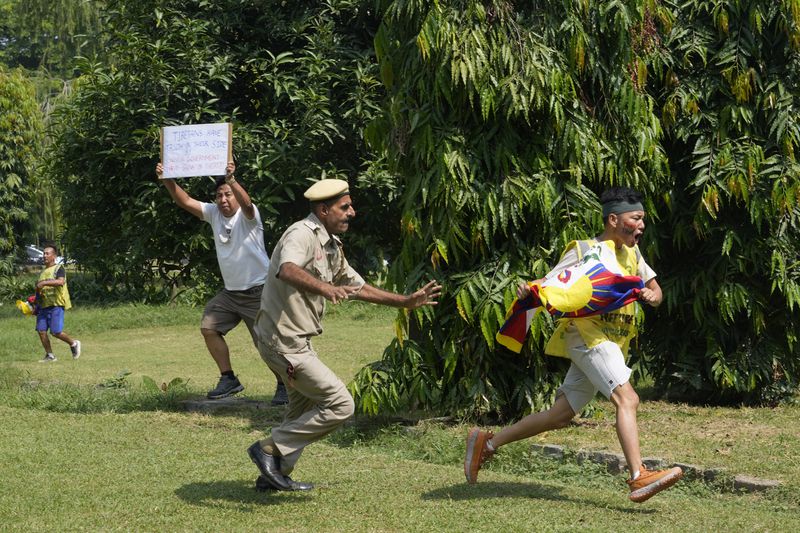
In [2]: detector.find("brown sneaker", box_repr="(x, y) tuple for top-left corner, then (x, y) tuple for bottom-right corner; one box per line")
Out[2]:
(627, 465), (683, 502)
(464, 428), (495, 484)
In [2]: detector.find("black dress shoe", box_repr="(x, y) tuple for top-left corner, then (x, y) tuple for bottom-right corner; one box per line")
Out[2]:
(247, 442), (290, 490)
(256, 474), (314, 492)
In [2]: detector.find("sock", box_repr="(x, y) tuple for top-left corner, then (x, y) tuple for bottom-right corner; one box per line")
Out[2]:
(631, 469), (640, 480)
(46, 352), (54, 357)
(71, 341), (78, 347)
(486, 439), (496, 452)
(259, 438), (280, 456)
(221, 370), (235, 378)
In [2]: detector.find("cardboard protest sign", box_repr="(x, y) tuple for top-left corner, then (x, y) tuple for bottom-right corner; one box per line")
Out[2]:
(160, 123), (233, 178)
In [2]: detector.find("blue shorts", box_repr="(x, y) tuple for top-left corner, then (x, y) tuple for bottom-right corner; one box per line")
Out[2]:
(36, 306), (65, 334)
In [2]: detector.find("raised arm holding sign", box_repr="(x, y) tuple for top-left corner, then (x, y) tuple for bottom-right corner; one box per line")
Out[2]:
(160, 122), (233, 178)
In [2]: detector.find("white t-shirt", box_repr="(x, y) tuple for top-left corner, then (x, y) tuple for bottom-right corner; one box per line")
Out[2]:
(201, 202), (270, 290)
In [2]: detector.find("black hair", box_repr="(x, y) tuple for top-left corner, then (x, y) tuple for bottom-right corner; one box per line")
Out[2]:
(42, 242), (59, 256)
(214, 176), (228, 192)
(599, 187), (643, 205)
(599, 187), (643, 223)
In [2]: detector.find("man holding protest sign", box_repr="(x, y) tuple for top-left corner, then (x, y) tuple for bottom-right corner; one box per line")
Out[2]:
(156, 160), (287, 404)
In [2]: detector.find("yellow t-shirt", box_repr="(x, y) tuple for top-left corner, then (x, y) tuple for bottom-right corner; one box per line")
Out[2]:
(38, 264), (72, 309)
(544, 240), (647, 358)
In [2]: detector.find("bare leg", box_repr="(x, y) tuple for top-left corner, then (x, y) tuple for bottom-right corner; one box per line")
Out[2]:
(610, 382), (641, 476)
(52, 331), (75, 346)
(492, 394), (576, 448)
(201, 328), (232, 373)
(38, 330), (53, 353)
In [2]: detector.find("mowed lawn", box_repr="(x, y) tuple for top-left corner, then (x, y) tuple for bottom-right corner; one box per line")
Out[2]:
(1, 302), (799, 532)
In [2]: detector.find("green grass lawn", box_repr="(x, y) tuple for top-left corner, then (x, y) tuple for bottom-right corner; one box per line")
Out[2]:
(1, 302), (799, 531)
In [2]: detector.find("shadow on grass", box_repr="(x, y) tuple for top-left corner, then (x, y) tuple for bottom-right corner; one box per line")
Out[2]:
(0, 367), (287, 419)
(175, 479), (312, 508)
(422, 482), (656, 514)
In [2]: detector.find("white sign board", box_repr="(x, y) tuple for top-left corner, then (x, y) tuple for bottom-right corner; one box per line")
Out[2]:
(160, 123), (232, 178)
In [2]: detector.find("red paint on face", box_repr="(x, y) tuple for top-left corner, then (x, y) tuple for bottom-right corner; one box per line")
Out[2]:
(616, 210), (645, 246)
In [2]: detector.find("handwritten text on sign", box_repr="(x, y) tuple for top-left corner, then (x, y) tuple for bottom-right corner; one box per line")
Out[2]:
(160, 123), (232, 178)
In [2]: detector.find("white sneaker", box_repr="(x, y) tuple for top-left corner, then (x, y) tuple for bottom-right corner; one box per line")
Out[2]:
(39, 353), (57, 363)
(70, 340), (81, 359)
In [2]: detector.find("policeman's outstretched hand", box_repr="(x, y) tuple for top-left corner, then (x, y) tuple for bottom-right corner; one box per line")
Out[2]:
(405, 280), (442, 309)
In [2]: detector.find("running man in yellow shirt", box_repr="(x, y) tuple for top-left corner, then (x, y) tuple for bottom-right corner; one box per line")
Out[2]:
(464, 187), (683, 503)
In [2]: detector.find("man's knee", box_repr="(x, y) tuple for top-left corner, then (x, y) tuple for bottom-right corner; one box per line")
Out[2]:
(548, 396), (576, 429)
(551, 411), (574, 429)
(331, 391), (355, 421)
(611, 385), (639, 412)
(200, 327), (222, 339)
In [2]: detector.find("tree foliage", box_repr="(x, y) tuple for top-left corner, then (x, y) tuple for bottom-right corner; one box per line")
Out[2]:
(351, 0), (673, 419)
(0, 0), (106, 249)
(49, 0), (393, 296)
(43, 0), (800, 415)
(643, 0), (800, 403)
(0, 0), (106, 78)
(0, 66), (43, 254)
(351, 0), (800, 418)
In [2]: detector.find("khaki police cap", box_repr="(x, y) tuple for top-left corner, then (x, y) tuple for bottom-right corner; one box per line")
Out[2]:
(303, 179), (350, 202)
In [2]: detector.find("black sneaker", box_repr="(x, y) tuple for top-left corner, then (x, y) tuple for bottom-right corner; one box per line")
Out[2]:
(207, 375), (244, 399)
(271, 381), (289, 406)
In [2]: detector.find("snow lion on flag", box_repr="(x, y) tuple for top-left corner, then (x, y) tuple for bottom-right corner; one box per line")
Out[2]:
(496, 240), (644, 353)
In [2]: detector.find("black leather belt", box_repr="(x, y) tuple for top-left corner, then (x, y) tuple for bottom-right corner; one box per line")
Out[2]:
(227, 284), (263, 295)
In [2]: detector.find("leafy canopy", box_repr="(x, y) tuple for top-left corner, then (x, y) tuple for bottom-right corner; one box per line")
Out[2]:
(0, 66), (42, 254)
(49, 0), (393, 298)
(352, 0), (672, 419)
(351, 0), (800, 418)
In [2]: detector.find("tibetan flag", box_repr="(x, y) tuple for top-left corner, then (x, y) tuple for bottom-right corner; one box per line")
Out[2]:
(496, 242), (644, 353)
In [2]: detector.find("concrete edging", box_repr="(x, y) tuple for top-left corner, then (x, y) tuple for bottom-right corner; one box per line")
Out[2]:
(529, 444), (781, 493)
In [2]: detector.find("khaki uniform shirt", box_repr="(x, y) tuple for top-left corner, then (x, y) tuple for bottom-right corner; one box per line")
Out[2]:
(256, 213), (365, 352)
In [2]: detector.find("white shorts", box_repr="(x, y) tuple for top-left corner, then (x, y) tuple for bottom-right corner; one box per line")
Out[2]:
(558, 330), (632, 413)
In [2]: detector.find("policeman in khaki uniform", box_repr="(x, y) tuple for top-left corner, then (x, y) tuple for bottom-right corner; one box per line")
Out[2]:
(248, 178), (441, 491)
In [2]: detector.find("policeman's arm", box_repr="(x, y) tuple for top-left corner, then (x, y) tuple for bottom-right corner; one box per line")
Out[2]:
(353, 280), (441, 309)
(278, 262), (359, 304)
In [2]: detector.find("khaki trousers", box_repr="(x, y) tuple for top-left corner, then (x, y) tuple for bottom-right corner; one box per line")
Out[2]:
(257, 340), (355, 475)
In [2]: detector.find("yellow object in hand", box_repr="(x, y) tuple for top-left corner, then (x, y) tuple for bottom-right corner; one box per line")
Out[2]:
(16, 299), (35, 316)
